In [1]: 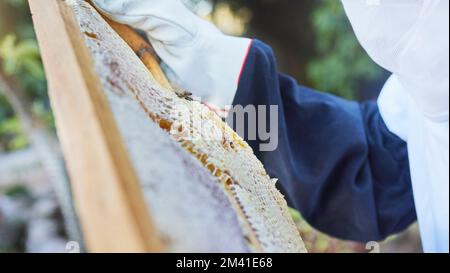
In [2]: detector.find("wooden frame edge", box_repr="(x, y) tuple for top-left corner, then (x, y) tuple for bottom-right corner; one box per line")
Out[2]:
(29, 0), (164, 252)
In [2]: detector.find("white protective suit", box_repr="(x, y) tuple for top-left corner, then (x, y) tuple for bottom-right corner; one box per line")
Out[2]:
(342, 0), (449, 252)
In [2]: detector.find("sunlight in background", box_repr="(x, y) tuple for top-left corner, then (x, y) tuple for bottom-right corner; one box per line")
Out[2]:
(185, 0), (249, 36)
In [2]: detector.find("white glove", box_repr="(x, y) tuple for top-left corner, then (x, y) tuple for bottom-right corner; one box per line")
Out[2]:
(92, 0), (252, 107)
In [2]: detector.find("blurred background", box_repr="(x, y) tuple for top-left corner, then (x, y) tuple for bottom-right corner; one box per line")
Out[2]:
(0, 0), (421, 253)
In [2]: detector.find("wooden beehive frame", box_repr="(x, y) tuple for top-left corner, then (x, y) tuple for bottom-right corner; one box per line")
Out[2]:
(29, 0), (164, 252)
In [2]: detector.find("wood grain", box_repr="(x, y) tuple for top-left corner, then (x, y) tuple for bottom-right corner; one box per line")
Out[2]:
(28, 0), (165, 252)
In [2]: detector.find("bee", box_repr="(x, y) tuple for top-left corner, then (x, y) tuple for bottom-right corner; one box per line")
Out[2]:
(175, 89), (194, 101)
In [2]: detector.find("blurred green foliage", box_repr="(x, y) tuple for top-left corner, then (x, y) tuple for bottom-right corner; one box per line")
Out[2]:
(0, 34), (44, 81)
(0, 116), (28, 151)
(307, 0), (384, 99)
(0, 0), (50, 152)
(4, 184), (32, 199)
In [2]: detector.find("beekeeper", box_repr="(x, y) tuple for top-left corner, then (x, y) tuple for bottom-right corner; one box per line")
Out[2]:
(92, 0), (449, 252)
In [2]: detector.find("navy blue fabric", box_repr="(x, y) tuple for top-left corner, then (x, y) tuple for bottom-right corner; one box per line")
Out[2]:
(232, 39), (417, 242)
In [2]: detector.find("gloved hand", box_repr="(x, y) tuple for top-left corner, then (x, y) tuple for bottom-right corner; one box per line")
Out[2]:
(92, 0), (252, 107)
